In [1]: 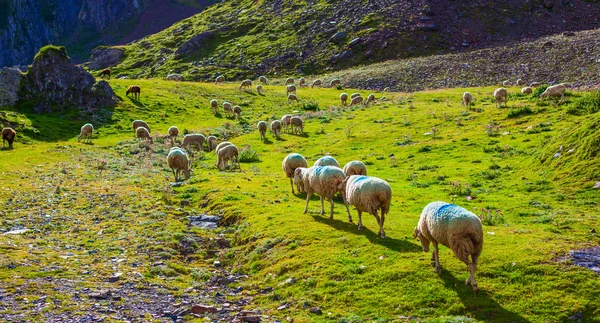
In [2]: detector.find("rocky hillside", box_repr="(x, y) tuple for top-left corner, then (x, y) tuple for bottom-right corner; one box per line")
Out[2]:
(103, 0), (600, 80)
(0, 0), (217, 67)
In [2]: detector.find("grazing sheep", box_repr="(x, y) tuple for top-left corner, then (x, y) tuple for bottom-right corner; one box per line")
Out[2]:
(286, 84), (297, 96)
(168, 126), (179, 145)
(233, 106), (242, 120)
(259, 76), (268, 84)
(223, 102), (233, 118)
(136, 126), (153, 143)
(330, 79), (341, 88)
(126, 85), (141, 99)
(285, 77), (295, 85)
(166, 74), (183, 82)
(540, 84), (567, 101)
(288, 94), (299, 103)
(350, 93), (361, 99)
(77, 124), (93, 143)
(364, 94), (376, 106)
(350, 96), (363, 106)
(132, 120), (150, 134)
(315, 156), (340, 168)
(167, 148), (192, 182)
(343, 161), (367, 177)
(258, 121), (268, 141)
(290, 116), (303, 134)
(462, 92), (474, 110)
(521, 87), (533, 95)
(2, 128), (16, 148)
(281, 114), (292, 133)
(282, 153), (308, 194)
(217, 144), (240, 171)
(299, 77), (306, 87)
(383, 87), (390, 92)
(493, 88), (508, 108)
(340, 93), (349, 106)
(413, 201), (484, 293)
(502, 80), (510, 87)
(210, 99), (218, 114)
(341, 175), (392, 238)
(256, 84), (263, 94)
(99, 68), (111, 79)
(311, 79), (322, 88)
(215, 75), (225, 85)
(207, 135), (217, 151)
(215, 141), (233, 154)
(182, 133), (206, 151)
(516, 78), (525, 86)
(239, 79), (252, 91)
(271, 120), (282, 139)
(295, 166), (350, 219)
(530, 82), (541, 88)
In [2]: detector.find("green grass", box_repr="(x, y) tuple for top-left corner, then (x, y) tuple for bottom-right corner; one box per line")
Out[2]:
(0, 80), (599, 322)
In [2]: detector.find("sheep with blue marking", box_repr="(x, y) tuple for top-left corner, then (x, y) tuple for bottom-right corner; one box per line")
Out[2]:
(314, 156), (340, 168)
(413, 201), (484, 293)
(294, 166), (350, 219)
(341, 175), (392, 238)
(282, 153), (308, 194)
(343, 161), (367, 177)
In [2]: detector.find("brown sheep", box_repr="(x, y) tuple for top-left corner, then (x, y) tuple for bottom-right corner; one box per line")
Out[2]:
(126, 85), (141, 99)
(168, 126), (179, 145)
(286, 84), (297, 96)
(311, 79), (322, 88)
(136, 127), (153, 143)
(2, 128), (16, 148)
(288, 94), (299, 103)
(132, 120), (150, 134)
(239, 79), (252, 91)
(281, 114), (292, 133)
(99, 68), (111, 79)
(340, 93), (349, 106)
(233, 106), (242, 120)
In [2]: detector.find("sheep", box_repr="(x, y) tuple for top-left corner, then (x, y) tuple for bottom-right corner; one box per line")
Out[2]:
(299, 77), (306, 87)
(294, 166), (350, 219)
(413, 201), (484, 293)
(239, 79), (252, 91)
(540, 84), (567, 101)
(282, 153), (308, 194)
(215, 141), (232, 155)
(258, 121), (268, 141)
(281, 114), (292, 133)
(167, 148), (192, 182)
(168, 126), (179, 145)
(343, 161), (367, 177)
(350, 96), (363, 106)
(521, 87), (533, 95)
(233, 106), (242, 120)
(2, 128), (16, 148)
(217, 144), (240, 171)
(350, 93), (361, 99)
(340, 93), (349, 106)
(286, 84), (297, 96)
(314, 156), (340, 168)
(341, 175), (392, 238)
(259, 76), (268, 84)
(132, 120), (150, 134)
(77, 123), (93, 143)
(383, 87), (390, 92)
(462, 92), (474, 110)
(271, 120), (282, 139)
(502, 80), (510, 87)
(207, 135), (217, 151)
(285, 77), (295, 85)
(493, 88), (508, 108)
(126, 85), (141, 99)
(210, 99), (218, 114)
(215, 75), (225, 85)
(311, 79), (322, 88)
(516, 78), (525, 86)
(136, 126), (153, 143)
(182, 133), (206, 152)
(223, 102), (233, 118)
(364, 94), (376, 106)
(99, 68), (111, 79)
(288, 94), (299, 104)
(330, 79), (341, 88)
(256, 84), (263, 94)
(290, 116), (303, 134)
(166, 73), (183, 82)
(530, 82), (541, 88)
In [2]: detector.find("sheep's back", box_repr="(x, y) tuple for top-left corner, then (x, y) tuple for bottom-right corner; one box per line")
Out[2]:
(420, 202), (482, 246)
(282, 154), (308, 177)
(346, 176), (391, 214)
(306, 166), (344, 197)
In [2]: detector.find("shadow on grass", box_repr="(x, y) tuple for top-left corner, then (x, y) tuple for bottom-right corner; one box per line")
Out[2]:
(439, 269), (531, 322)
(0, 146), (14, 151)
(274, 136), (286, 142)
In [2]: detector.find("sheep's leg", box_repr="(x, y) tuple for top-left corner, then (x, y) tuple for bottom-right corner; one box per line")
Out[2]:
(357, 210), (363, 230)
(303, 192), (312, 214)
(379, 208), (386, 239)
(343, 198), (352, 223)
(372, 210), (384, 238)
(433, 242), (440, 273)
(328, 196), (335, 219)
(468, 254), (479, 293)
(290, 178), (295, 194)
(172, 169), (177, 181)
(319, 196), (325, 215)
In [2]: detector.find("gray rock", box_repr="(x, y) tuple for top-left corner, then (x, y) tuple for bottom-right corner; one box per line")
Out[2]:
(419, 24), (439, 32)
(87, 47), (124, 71)
(0, 67), (22, 108)
(309, 307), (322, 315)
(175, 30), (217, 57)
(349, 37), (361, 47)
(330, 31), (348, 43)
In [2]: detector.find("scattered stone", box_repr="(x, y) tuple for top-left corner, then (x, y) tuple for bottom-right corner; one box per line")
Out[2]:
(349, 37), (361, 47)
(189, 214), (222, 229)
(330, 31), (348, 43)
(87, 47), (125, 70)
(213, 260), (221, 267)
(108, 272), (123, 282)
(3, 228), (29, 235)
(277, 303), (289, 310)
(591, 228), (596, 233)
(309, 307), (322, 315)
(191, 304), (218, 314)
(89, 290), (111, 299)
(569, 247), (600, 274)
(593, 182), (600, 189)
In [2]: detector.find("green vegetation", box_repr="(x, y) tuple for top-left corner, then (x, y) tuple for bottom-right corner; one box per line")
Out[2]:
(1, 80), (599, 322)
(33, 45), (68, 62)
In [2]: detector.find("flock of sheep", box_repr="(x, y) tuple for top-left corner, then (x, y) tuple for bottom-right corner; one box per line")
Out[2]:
(462, 79), (568, 110)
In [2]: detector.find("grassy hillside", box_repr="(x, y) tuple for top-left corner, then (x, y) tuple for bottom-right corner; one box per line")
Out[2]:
(1, 80), (599, 322)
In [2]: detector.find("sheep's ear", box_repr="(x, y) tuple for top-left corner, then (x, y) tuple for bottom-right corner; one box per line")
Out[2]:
(413, 227), (420, 239)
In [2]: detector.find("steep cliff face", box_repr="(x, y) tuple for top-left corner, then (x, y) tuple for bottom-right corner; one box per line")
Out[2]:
(0, 0), (211, 67)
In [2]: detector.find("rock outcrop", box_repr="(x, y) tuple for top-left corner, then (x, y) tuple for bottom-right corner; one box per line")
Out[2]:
(87, 47), (125, 71)
(0, 67), (22, 108)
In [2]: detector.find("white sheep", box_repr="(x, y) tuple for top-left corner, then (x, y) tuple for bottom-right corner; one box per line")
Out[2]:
(285, 77), (295, 85)
(210, 99), (218, 114)
(256, 84), (263, 94)
(502, 80), (510, 87)
(78, 123), (94, 143)
(383, 87), (390, 92)
(350, 96), (363, 106)
(215, 75), (225, 85)
(207, 135), (217, 151)
(530, 82), (541, 88)
(294, 166), (350, 219)
(364, 94), (376, 106)
(215, 141), (232, 154)
(314, 156), (340, 168)
(350, 93), (361, 99)
(286, 84), (297, 96)
(521, 87), (533, 95)
(282, 153), (308, 194)
(136, 126), (153, 143)
(462, 92), (474, 110)
(239, 79), (252, 91)
(290, 116), (303, 134)
(340, 93), (349, 106)
(288, 94), (299, 104)
(132, 120), (150, 134)
(311, 79), (322, 88)
(341, 175), (392, 238)
(493, 88), (508, 108)
(166, 74), (183, 82)
(540, 84), (567, 101)
(168, 126), (179, 145)
(271, 120), (282, 139)
(259, 76), (268, 84)
(299, 77), (306, 87)
(223, 102), (233, 118)
(343, 161), (367, 177)
(258, 121), (268, 141)
(217, 144), (240, 171)
(281, 114), (292, 133)
(182, 133), (206, 152)
(168, 147), (192, 181)
(413, 201), (484, 293)
(233, 106), (242, 119)
(330, 79), (341, 88)
(516, 78), (525, 86)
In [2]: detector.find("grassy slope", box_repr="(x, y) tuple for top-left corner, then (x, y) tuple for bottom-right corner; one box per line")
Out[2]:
(0, 80), (599, 322)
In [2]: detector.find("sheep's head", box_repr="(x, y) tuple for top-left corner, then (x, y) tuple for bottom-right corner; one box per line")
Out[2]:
(183, 168), (191, 180)
(413, 227), (430, 252)
(293, 168), (305, 191)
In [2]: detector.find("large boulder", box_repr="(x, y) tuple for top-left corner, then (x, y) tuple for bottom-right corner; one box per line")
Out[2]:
(0, 67), (23, 108)
(23, 45), (117, 111)
(175, 30), (217, 58)
(87, 47), (125, 71)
